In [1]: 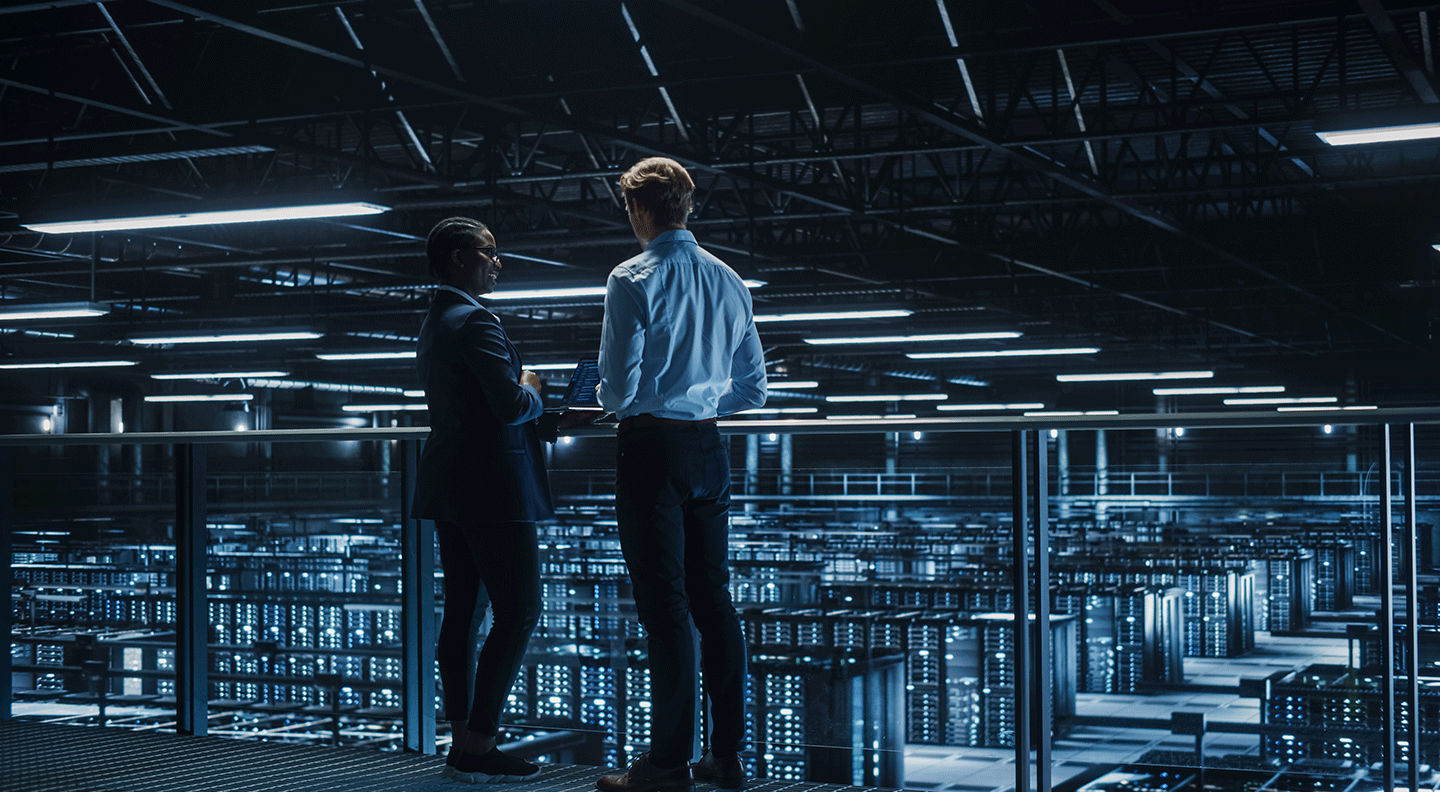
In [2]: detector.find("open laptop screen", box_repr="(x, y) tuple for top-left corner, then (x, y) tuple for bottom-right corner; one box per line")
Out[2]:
(561, 360), (602, 408)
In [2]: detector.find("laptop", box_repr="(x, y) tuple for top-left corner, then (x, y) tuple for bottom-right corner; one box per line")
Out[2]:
(560, 359), (602, 408)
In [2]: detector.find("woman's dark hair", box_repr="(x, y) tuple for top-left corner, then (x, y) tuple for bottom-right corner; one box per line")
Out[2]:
(425, 216), (489, 279)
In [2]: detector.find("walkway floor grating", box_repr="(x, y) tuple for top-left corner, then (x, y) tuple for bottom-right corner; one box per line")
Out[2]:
(0, 720), (896, 792)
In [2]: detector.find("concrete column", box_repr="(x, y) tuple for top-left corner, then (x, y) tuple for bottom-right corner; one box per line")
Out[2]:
(1056, 430), (1070, 519)
(1095, 428), (1109, 522)
(779, 434), (793, 498)
(745, 434), (760, 512)
(884, 432), (899, 522)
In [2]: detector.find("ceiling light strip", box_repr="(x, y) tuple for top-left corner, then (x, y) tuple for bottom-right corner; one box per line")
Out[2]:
(826, 393), (948, 403)
(909, 347), (1099, 360)
(24, 202), (391, 234)
(755, 309), (914, 323)
(803, 331), (1021, 345)
(144, 394), (255, 403)
(1057, 371), (1213, 382)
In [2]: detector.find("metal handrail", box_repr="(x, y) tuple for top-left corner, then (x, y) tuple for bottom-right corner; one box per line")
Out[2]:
(0, 406), (1436, 446)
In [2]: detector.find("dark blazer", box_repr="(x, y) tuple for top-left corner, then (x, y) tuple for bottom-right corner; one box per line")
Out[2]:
(410, 288), (555, 524)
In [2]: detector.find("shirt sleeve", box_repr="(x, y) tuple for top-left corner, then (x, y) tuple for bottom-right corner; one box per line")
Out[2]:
(598, 273), (646, 413)
(457, 310), (544, 425)
(717, 299), (767, 416)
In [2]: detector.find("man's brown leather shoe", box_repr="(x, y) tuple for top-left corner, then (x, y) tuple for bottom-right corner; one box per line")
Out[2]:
(597, 752), (695, 792)
(691, 751), (745, 790)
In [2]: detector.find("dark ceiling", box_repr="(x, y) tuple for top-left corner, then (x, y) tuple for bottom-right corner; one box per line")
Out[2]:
(2, 0), (1439, 418)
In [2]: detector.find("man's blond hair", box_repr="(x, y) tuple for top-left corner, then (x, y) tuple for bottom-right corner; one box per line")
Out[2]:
(619, 157), (694, 227)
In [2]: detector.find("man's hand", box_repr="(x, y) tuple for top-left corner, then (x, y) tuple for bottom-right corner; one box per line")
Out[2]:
(521, 370), (543, 392)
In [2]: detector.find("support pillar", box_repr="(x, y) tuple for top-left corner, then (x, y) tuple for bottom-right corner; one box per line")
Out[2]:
(401, 439), (437, 754)
(174, 443), (208, 736)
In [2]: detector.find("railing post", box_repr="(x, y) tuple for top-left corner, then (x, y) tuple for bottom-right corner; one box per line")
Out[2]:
(1379, 425), (1394, 792)
(174, 443), (208, 736)
(1011, 430), (1031, 792)
(400, 438), (436, 754)
(1404, 424), (1418, 791)
(1, 447), (12, 721)
(1033, 432), (1051, 792)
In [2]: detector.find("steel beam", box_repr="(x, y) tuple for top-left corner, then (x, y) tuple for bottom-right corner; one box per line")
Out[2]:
(174, 442), (208, 736)
(1379, 425), (1395, 792)
(1033, 432), (1051, 792)
(0, 447), (11, 721)
(1011, 430), (1031, 792)
(1404, 423), (1419, 790)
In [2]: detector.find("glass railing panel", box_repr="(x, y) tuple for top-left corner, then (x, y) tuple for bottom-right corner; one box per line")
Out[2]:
(8, 440), (179, 729)
(199, 437), (405, 747)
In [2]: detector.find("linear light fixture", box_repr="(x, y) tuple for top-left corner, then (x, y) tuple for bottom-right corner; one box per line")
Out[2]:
(1277, 405), (1377, 412)
(755, 309), (913, 323)
(247, 378), (403, 394)
(151, 370), (290, 380)
(144, 394), (255, 403)
(803, 331), (1021, 345)
(826, 393), (948, 403)
(130, 330), (323, 345)
(1316, 124), (1440, 146)
(936, 402), (1046, 411)
(1153, 385), (1284, 396)
(767, 380), (819, 390)
(0, 301), (109, 321)
(486, 280), (763, 302)
(737, 407), (819, 415)
(341, 404), (429, 412)
(316, 351), (416, 361)
(0, 359), (137, 370)
(403, 389), (425, 398)
(1023, 410), (1120, 417)
(909, 347), (1099, 360)
(825, 414), (918, 420)
(1224, 396), (1337, 406)
(1057, 370), (1213, 383)
(23, 201), (390, 234)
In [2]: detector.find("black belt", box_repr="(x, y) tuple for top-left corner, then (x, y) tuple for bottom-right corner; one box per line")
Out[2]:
(617, 413), (718, 434)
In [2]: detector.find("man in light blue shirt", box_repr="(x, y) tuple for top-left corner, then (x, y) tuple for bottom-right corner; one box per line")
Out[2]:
(596, 157), (765, 792)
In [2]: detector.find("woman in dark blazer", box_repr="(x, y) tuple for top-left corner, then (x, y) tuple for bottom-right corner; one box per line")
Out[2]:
(411, 216), (553, 783)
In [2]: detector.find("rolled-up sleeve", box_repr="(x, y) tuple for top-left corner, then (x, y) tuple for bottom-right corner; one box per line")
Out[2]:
(717, 313), (766, 416)
(598, 274), (646, 413)
(458, 312), (543, 425)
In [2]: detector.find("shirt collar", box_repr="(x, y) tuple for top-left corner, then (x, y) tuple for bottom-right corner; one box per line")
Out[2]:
(650, 228), (696, 247)
(436, 284), (482, 308)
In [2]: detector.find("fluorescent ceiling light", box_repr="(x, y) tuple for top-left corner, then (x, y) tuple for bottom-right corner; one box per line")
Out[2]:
(152, 370), (290, 380)
(1023, 410), (1120, 417)
(1153, 385), (1284, 396)
(826, 414), (918, 420)
(755, 309), (913, 323)
(826, 393), (948, 403)
(737, 407), (819, 415)
(909, 347), (1099, 360)
(130, 330), (322, 345)
(23, 201), (390, 234)
(247, 378), (403, 394)
(0, 301), (109, 320)
(342, 404), (429, 412)
(803, 331), (1021, 345)
(1316, 124), (1440, 146)
(0, 359), (137, 370)
(403, 389), (425, 398)
(937, 402), (1046, 411)
(1277, 405), (1377, 412)
(1224, 396), (1337, 406)
(1057, 370), (1213, 383)
(486, 280), (762, 302)
(316, 351), (416, 361)
(144, 394), (254, 403)
(768, 380), (819, 390)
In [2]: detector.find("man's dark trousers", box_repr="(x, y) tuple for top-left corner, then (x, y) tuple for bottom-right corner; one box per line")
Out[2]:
(616, 423), (747, 768)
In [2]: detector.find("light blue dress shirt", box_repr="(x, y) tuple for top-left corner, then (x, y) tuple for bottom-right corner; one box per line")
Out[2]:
(598, 229), (767, 420)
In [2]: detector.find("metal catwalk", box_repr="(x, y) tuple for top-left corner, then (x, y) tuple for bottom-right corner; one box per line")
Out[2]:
(0, 720), (898, 792)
